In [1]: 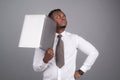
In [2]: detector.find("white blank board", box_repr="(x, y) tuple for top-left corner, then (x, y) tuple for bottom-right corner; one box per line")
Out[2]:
(18, 15), (56, 50)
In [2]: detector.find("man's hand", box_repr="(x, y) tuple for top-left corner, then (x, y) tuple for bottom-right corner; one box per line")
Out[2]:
(74, 70), (81, 79)
(43, 48), (54, 63)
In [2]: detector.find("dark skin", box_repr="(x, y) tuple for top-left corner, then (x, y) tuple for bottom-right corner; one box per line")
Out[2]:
(43, 11), (81, 79)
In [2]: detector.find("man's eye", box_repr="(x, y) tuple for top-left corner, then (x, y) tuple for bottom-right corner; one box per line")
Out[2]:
(55, 16), (60, 19)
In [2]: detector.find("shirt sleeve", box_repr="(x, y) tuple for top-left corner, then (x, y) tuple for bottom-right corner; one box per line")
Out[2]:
(33, 48), (49, 72)
(76, 35), (99, 73)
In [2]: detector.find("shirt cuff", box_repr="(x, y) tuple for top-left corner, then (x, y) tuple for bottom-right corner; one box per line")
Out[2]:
(41, 61), (49, 68)
(80, 66), (88, 73)
(78, 69), (84, 75)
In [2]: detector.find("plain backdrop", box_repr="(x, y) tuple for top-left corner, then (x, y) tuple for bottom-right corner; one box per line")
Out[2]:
(0, 0), (120, 80)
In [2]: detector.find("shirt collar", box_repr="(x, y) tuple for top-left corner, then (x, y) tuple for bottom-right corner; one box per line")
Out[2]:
(56, 31), (66, 37)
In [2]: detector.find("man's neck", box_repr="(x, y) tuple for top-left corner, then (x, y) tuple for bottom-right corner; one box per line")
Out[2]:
(56, 30), (64, 34)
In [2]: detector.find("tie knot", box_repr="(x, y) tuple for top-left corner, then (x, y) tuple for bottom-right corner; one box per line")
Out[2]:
(57, 35), (62, 38)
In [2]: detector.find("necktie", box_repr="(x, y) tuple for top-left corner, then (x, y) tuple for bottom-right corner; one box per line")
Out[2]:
(56, 35), (64, 68)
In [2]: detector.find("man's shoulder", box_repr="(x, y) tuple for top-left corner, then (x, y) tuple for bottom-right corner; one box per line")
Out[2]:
(65, 31), (79, 37)
(65, 31), (85, 40)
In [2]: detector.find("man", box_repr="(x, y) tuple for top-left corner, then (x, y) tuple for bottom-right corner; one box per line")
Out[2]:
(33, 9), (99, 80)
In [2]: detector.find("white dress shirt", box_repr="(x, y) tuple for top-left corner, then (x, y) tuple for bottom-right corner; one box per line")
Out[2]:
(33, 31), (99, 80)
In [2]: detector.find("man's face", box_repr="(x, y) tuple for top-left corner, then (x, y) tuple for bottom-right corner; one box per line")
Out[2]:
(51, 11), (67, 28)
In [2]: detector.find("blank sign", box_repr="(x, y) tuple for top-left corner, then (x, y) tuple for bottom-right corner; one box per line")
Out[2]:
(18, 15), (56, 50)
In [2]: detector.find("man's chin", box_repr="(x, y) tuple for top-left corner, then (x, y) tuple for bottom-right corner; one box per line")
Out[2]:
(60, 26), (66, 29)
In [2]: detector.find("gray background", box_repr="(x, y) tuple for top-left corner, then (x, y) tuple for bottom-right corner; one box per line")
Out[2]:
(0, 0), (120, 80)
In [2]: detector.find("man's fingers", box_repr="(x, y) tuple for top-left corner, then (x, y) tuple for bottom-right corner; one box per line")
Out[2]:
(46, 48), (54, 56)
(74, 71), (81, 79)
(49, 52), (53, 56)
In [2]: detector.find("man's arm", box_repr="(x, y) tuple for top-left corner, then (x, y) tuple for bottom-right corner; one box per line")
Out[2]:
(75, 35), (99, 77)
(33, 48), (54, 72)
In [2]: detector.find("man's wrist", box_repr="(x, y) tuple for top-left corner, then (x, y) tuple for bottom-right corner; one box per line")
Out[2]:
(43, 58), (48, 63)
(78, 69), (84, 75)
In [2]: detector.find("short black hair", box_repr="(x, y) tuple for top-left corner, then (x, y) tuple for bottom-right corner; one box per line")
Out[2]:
(48, 9), (62, 17)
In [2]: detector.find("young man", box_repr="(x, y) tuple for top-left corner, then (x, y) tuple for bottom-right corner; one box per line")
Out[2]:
(33, 9), (99, 80)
